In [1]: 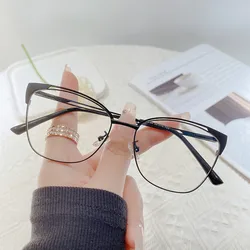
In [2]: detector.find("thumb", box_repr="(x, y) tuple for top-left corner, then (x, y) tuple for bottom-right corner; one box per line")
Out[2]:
(123, 176), (144, 250)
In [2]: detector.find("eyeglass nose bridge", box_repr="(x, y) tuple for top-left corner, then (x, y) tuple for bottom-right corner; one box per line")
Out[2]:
(111, 120), (139, 130)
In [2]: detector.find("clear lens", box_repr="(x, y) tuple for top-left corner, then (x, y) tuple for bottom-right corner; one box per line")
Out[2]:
(26, 89), (111, 162)
(135, 118), (220, 192)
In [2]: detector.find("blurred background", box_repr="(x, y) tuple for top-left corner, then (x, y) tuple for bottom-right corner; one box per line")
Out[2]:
(0, 0), (250, 71)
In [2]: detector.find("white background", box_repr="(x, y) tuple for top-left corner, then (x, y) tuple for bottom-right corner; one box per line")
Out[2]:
(1, 0), (250, 70)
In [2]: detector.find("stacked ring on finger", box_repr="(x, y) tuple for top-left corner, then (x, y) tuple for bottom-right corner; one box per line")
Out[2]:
(46, 125), (79, 144)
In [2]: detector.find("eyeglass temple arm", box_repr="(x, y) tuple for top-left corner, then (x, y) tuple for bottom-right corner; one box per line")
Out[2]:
(135, 120), (217, 142)
(10, 107), (216, 144)
(10, 107), (107, 135)
(10, 104), (214, 144)
(11, 91), (216, 142)
(33, 92), (217, 143)
(10, 90), (107, 134)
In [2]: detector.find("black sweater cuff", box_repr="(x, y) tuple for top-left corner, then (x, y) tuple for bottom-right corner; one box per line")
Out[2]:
(24, 187), (127, 250)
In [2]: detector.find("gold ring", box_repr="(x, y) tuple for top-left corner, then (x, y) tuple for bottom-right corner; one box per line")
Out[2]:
(46, 125), (79, 144)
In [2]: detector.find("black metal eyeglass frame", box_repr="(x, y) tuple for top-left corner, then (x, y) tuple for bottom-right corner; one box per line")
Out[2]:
(10, 83), (228, 193)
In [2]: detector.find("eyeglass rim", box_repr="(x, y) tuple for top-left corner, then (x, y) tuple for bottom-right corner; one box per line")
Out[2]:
(25, 86), (114, 165)
(10, 83), (228, 192)
(133, 117), (221, 193)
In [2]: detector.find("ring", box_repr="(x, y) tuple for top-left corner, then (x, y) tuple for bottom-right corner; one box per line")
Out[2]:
(46, 125), (79, 144)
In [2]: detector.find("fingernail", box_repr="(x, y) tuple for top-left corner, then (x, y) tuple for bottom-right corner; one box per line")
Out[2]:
(122, 102), (136, 115)
(177, 112), (191, 120)
(64, 64), (71, 72)
(135, 224), (144, 250)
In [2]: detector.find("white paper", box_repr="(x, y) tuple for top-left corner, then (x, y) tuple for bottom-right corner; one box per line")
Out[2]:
(130, 44), (250, 179)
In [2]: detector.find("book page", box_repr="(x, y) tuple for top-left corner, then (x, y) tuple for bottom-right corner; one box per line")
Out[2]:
(130, 44), (250, 179)
(131, 44), (250, 116)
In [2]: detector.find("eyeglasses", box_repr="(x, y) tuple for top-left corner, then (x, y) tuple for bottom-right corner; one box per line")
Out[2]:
(11, 83), (227, 193)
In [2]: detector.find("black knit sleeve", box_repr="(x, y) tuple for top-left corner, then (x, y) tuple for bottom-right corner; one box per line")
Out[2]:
(23, 187), (127, 250)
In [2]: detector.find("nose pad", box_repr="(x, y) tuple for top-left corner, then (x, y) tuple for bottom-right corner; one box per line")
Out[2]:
(93, 131), (108, 147)
(134, 140), (140, 153)
(131, 140), (140, 159)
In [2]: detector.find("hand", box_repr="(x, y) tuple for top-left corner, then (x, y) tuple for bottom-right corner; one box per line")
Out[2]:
(39, 67), (183, 249)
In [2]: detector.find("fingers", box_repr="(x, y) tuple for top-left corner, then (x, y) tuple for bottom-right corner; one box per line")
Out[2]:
(87, 103), (136, 196)
(123, 176), (144, 250)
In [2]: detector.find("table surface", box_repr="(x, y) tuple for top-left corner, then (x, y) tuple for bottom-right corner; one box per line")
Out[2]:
(1, 45), (250, 250)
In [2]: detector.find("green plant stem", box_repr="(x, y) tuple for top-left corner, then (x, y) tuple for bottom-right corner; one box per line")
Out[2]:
(21, 44), (49, 84)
